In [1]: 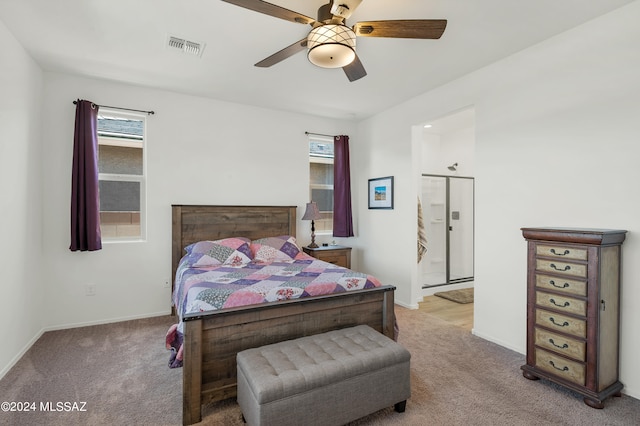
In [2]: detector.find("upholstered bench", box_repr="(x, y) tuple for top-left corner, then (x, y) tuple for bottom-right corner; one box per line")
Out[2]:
(236, 325), (411, 426)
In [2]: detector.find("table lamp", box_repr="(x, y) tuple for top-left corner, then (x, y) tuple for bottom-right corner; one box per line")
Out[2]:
(302, 201), (322, 248)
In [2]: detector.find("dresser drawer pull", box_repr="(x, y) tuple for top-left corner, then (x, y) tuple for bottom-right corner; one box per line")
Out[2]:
(549, 360), (569, 372)
(549, 339), (569, 350)
(550, 263), (570, 272)
(549, 317), (569, 327)
(550, 249), (570, 256)
(549, 299), (570, 308)
(549, 280), (569, 289)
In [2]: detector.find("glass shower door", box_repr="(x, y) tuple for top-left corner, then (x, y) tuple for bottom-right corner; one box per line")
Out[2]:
(420, 175), (474, 287)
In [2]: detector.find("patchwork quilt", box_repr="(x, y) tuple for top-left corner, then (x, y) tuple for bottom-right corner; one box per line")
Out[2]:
(166, 236), (383, 368)
(173, 256), (383, 321)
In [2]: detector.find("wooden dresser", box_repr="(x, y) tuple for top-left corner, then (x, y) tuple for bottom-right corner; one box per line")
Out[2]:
(520, 227), (626, 408)
(302, 245), (351, 269)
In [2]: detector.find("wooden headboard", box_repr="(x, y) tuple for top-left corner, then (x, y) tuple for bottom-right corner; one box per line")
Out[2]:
(171, 205), (297, 288)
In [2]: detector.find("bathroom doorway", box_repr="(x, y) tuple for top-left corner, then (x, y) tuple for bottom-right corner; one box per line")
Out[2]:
(420, 174), (474, 288)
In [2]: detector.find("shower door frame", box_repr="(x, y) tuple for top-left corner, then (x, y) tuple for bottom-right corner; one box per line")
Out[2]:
(421, 174), (475, 289)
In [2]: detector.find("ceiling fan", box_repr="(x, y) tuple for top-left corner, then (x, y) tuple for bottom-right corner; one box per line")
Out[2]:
(221, 0), (447, 82)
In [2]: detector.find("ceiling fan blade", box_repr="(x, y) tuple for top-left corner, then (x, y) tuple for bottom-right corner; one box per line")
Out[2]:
(221, 0), (315, 25)
(255, 38), (308, 67)
(342, 54), (367, 82)
(353, 20), (447, 39)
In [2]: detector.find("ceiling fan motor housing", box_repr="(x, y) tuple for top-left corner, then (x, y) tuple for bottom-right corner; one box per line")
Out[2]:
(330, 0), (363, 19)
(317, 3), (334, 22)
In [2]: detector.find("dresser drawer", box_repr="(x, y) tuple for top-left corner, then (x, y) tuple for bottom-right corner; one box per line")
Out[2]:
(535, 291), (586, 317)
(535, 348), (586, 386)
(536, 259), (587, 278)
(535, 274), (587, 297)
(535, 328), (586, 361)
(536, 245), (588, 261)
(535, 309), (586, 338)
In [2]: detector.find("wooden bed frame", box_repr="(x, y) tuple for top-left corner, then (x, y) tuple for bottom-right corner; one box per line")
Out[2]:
(172, 205), (397, 425)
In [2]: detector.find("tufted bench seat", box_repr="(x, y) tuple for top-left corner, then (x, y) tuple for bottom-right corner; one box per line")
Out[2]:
(236, 325), (411, 426)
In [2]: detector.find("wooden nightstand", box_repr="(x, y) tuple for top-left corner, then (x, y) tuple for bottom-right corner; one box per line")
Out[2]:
(303, 245), (352, 269)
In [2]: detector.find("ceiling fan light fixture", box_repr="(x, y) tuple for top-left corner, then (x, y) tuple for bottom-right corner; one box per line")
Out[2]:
(307, 24), (356, 69)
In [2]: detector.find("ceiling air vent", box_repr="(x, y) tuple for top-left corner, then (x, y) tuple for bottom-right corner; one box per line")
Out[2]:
(167, 35), (205, 57)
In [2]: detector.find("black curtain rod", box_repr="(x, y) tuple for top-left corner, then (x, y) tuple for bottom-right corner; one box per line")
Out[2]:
(72, 100), (155, 115)
(305, 131), (334, 138)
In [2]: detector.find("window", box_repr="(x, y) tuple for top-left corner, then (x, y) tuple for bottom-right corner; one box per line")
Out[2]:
(97, 109), (146, 240)
(309, 135), (334, 234)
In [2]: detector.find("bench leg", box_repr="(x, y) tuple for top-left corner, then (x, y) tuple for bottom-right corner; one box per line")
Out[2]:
(394, 400), (407, 413)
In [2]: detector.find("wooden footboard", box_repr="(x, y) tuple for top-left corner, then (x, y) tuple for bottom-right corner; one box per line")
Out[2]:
(182, 285), (396, 425)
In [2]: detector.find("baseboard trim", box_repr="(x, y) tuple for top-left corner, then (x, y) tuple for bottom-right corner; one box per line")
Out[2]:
(42, 310), (172, 332)
(0, 328), (45, 381)
(395, 300), (419, 310)
(421, 282), (474, 297)
(471, 329), (523, 355)
(621, 385), (638, 400)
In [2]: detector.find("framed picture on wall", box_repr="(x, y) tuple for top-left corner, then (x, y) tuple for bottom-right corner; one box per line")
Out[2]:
(368, 176), (394, 209)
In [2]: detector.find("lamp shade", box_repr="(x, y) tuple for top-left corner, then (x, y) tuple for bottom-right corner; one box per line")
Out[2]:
(302, 202), (322, 221)
(307, 24), (356, 68)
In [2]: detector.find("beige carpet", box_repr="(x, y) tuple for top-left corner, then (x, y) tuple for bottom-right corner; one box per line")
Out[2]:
(434, 287), (474, 304)
(1, 307), (639, 425)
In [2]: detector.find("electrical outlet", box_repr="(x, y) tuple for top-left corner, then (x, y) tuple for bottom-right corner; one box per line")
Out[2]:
(85, 283), (96, 296)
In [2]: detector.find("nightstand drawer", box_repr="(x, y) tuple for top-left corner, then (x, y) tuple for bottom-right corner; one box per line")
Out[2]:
(319, 253), (348, 267)
(303, 246), (352, 269)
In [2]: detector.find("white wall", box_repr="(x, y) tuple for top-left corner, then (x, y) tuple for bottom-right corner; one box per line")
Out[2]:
(421, 133), (442, 173)
(421, 113), (476, 178)
(356, 2), (640, 398)
(37, 73), (355, 329)
(352, 116), (420, 306)
(0, 20), (44, 376)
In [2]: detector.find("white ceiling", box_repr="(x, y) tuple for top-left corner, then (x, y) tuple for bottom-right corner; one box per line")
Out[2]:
(423, 107), (474, 136)
(0, 0), (634, 120)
